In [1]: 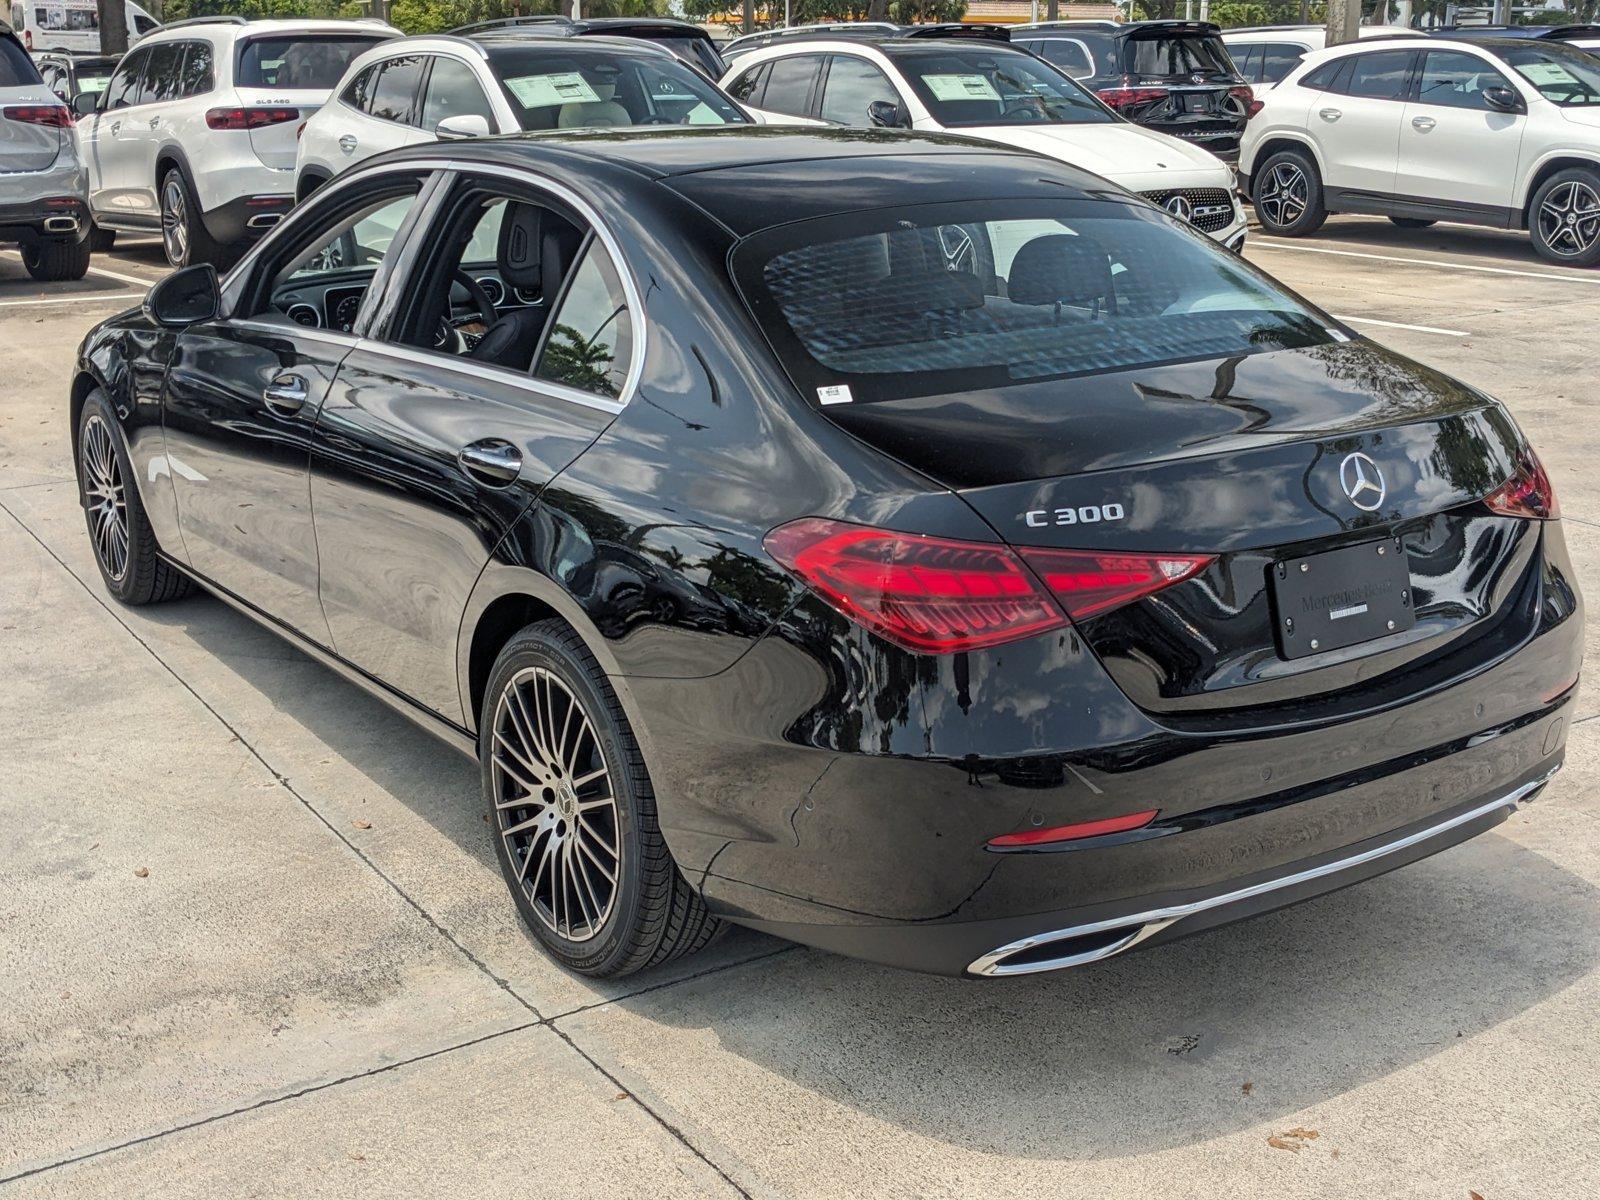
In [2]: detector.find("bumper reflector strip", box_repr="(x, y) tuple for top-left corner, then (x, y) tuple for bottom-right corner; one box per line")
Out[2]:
(988, 808), (1158, 848)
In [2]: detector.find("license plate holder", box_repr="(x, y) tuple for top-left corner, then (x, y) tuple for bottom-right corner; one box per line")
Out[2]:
(1271, 539), (1414, 660)
(1183, 93), (1211, 113)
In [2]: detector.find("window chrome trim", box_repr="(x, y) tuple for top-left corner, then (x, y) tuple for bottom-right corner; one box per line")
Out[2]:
(350, 337), (625, 416)
(229, 319), (362, 351)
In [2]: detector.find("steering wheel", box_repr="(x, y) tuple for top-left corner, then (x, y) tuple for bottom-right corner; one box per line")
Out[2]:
(434, 269), (500, 352)
(1001, 99), (1047, 122)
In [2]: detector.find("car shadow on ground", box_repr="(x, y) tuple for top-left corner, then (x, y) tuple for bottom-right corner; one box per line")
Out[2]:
(1279, 214), (1588, 273)
(126, 588), (1600, 1160)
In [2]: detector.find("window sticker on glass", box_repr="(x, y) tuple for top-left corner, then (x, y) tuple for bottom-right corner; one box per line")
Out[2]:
(1519, 62), (1578, 87)
(817, 384), (854, 406)
(921, 73), (1001, 102)
(505, 72), (602, 108)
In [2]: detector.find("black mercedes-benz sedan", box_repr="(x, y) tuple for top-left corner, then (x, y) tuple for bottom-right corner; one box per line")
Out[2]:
(70, 128), (1581, 979)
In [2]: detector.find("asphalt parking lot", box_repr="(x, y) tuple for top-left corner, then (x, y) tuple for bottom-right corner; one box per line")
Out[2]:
(3, 221), (1599, 1199)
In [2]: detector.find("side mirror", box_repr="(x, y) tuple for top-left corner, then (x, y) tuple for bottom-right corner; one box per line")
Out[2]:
(1483, 85), (1523, 114)
(867, 99), (910, 130)
(435, 113), (492, 140)
(71, 91), (99, 117)
(143, 264), (220, 328)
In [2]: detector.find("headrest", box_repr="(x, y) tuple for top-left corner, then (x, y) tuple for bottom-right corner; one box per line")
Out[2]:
(540, 215), (586, 302)
(1007, 235), (1114, 307)
(496, 202), (543, 290)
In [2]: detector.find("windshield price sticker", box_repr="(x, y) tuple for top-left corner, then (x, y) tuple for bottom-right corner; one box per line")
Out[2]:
(922, 74), (1001, 103)
(817, 384), (854, 406)
(506, 73), (602, 108)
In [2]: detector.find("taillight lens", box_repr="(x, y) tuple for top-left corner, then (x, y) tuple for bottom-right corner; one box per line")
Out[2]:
(205, 106), (300, 131)
(1096, 85), (1170, 110)
(3, 104), (73, 128)
(1229, 84), (1255, 107)
(763, 518), (1067, 653)
(1246, 98), (1265, 119)
(1484, 451), (1559, 519)
(1016, 549), (1215, 621)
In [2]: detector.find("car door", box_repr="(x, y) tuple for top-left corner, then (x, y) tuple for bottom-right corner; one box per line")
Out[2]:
(1397, 48), (1525, 213)
(739, 53), (826, 125)
(417, 53), (498, 138)
(309, 172), (631, 722)
(1308, 48), (1416, 197)
(161, 171), (433, 642)
(121, 38), (186, 218)
(817, 52), (904, 127)
(81, 44), (149, 222)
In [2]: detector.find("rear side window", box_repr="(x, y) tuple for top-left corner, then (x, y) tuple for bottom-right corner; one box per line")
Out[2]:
(1300, 58), (1346, 90)
(761, 54), (824, 117)
(534, 240), (634, 400)
(1343, 50), (1415, 100)
(180, 42), (214, 98)
(341, 63), (378, 111)
(1260, 43), (1307, 83)
(1125, 32), (1235, 78)
(237, 36), (386, 90)
(1229, 44), (1261, 82)
(726, 62), (769, 104)
(368, 54), (425, 124)
(1035, 38), (1094, 79)
(0, 34), (40, 86)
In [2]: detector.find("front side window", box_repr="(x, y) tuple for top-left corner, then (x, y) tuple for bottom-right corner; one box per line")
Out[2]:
(1343, 50), (1416, 101)
(368, 54), (426, 124)
(488, 46), (748, 130)
(1417, 50), (1513, 111)
(1501, 44), (1600, 106)
(103, 48), (148, 110)
(737, 200), (1331, 406)
(891, 45), (1114, 128)
(535, 240), (634, 399)
(237, 36), (387, 91)
(421, 56), (494, 129)
(141, 41), (186, 105)
(820, 55), (900, 125)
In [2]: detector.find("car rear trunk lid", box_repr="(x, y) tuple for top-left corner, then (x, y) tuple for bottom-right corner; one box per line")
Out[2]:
(0, 87), (63, 173)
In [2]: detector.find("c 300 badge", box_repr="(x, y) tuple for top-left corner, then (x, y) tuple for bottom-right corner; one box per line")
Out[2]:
(1023, 503), (1126, 528)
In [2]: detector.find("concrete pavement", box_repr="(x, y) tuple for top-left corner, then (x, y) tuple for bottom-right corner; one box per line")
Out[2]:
(2, 223), (1598, 1198)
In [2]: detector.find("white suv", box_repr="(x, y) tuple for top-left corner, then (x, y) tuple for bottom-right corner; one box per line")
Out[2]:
(296, 33), (752, 199)
(1222, 25), (1423, 94)
(1240, 37), (1600, 266)
(76, 15), (396, 266)
(721, 33), (1247, 250)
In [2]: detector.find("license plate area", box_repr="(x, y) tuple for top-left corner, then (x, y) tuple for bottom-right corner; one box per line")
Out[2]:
(1183, 93), (1212, 113)
(1271, 538), (1414, 661)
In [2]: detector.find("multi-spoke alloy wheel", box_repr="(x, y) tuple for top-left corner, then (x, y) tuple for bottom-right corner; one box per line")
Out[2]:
(1536, 179), (1600, 260)
(81, 413), (129, 582)
(1253, 151), (1325, 237)
(490, 666), (621, 942)
(161, 174), (189, 267)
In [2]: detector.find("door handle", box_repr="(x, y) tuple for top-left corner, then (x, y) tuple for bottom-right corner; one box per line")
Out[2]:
(148, 115), (161, 129)
(1411, 115), (1436, 131)
(262, 373), (309, 413)
(338, 134), (358, 154)
(458, 439), (522, 486)
(1318, 107), (1342, 122)
(109, 120), (121, 136)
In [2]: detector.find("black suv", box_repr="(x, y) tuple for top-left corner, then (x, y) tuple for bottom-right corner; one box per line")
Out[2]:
(1012, 20), (1251, 161)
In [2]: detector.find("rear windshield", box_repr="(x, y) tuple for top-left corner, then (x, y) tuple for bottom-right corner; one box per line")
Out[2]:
(0, 35), (41, 86)
(613, 33), (725, 78)
(237, 36), (387, 90)
(1125, 32), (1237, 79)
(736, 199), (1332, 405)
(888, 44), (1114, 128)
(488, 46), (748, 130)
(75, 61), (117, 94)
(1501, 43), (1600, 105)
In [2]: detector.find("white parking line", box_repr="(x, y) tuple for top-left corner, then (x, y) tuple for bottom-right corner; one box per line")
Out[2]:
(1252, 239), (1600, 285)
(0, 292), (143, 308)
(0, 250), (156, 290)
(1332, 315), (1470, 338)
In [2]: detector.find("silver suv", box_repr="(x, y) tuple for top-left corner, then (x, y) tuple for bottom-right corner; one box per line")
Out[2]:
(0, 28), (89, 280)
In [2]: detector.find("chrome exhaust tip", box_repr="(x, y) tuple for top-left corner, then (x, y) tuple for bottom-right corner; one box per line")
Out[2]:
(246, 212), (282, 230)
(969, 919), (1172, 977)
(43, 215), (80, 234)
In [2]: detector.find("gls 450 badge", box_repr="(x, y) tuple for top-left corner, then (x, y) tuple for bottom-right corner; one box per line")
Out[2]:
(1024, 503), (1126, 528)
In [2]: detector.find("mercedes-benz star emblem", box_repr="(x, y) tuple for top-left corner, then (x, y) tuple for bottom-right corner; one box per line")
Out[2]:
(1164, 194), (1193, 222)
(1339, 451), (1386, 512)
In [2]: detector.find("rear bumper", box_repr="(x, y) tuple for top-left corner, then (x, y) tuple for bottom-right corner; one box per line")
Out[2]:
(200, 193), (292, 245)
(0, 195), (89, 245)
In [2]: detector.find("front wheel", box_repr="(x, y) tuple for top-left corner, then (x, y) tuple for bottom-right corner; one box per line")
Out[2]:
(76, 391), (194, 605)
(1529, 167), (1600, 268)
(23, 236), (90, 281)
(481, 620), (720, 977)
(1252, 149), (1327, 237)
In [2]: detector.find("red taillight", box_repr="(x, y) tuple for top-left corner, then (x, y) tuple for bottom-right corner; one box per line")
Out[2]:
(1016, 549), (1214, 621)
(3, 104), (73, 128)
(1229, 84), (1255, 106)
(989, 808), (1159, 848)
(1096, 85), (1170, 110)
(205, 106), (300, 131)
(1246, 98), (1265, 119)
(763, 518), (1068, 653)
(1484, 451), (1559, 520)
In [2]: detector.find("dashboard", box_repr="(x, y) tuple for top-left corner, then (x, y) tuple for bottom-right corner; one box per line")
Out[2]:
(274, 266), (536, 335)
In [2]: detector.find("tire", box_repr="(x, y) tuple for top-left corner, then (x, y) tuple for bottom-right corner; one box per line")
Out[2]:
(159, 167), (224, 269)
(1252, 148), (1327, 237)
(1388, 217), (1436, 229)
(89, 222), (117, 253)
(76, 390), (195, 605)
(1528, 167), (1600, 268)
(481, 619), (720, 977)
(22, 236), (90, 281)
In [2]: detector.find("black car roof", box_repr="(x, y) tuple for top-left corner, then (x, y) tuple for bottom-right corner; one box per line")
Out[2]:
(383, 127), (1124, 238)
(480, 38), (680, 62)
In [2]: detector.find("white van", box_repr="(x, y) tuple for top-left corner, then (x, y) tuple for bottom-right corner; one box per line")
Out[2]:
(9, 0), (159, 54)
